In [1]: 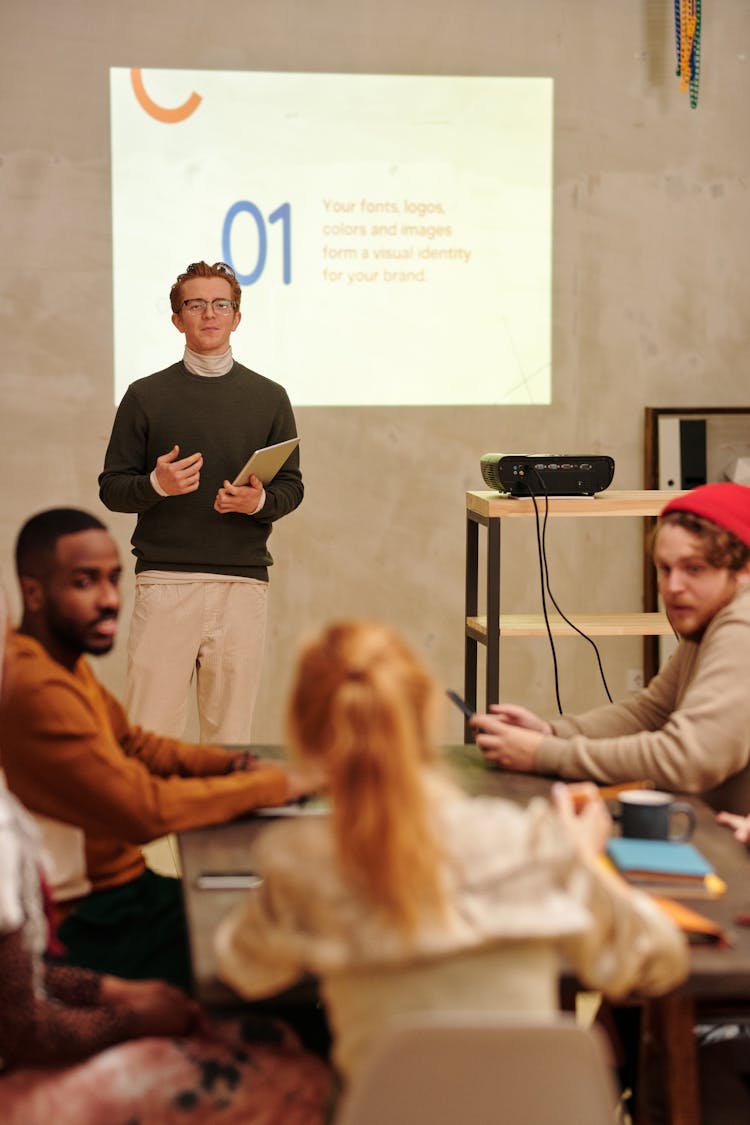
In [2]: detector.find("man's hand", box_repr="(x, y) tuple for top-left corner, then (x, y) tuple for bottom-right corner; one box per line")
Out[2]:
(716, 810), (750, 844)
(154, 445), (203, 496)
(98, 976), (200, 1037)
(470, 706), (547, 772)
(281, 763), (327, 802)
(484, 703), (554, 735)
(226, 753), (325, 801)
(214, 475), (264, 515)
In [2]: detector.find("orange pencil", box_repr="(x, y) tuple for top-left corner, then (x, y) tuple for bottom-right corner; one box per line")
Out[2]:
(568, 779), (654, 812)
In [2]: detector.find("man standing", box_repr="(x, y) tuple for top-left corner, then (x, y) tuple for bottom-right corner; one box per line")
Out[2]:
(471, 483), (750, 814)
(99, 260), (303, 743)
(1, 508), (316, 989)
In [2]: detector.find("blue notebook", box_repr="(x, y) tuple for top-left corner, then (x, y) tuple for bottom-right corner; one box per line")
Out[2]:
(606, 838), (714, 880)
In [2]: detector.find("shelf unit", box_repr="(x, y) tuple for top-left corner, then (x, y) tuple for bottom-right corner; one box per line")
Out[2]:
(463, 489), (680, 740)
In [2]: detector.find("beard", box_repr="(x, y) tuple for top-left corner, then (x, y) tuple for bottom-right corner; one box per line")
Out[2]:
(47, 606), (118, 657)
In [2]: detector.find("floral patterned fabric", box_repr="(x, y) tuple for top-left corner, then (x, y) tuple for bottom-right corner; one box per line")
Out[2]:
(0, 1014), (333, 1125)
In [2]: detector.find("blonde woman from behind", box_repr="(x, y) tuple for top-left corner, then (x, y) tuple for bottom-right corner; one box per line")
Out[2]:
(216, 620), (688, 1089)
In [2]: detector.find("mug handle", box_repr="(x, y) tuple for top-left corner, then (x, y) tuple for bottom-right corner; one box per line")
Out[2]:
(668, 802), (696, 841)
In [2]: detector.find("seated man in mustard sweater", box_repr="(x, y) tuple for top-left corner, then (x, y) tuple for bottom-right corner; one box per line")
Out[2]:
(471, 482), (750, 814)
(0, 507), (317, 991)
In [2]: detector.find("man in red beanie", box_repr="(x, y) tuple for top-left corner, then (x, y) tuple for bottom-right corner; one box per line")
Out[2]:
(471, 482), (750, 813)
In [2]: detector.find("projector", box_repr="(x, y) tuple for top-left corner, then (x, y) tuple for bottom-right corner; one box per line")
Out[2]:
(480, 454), (615, 497)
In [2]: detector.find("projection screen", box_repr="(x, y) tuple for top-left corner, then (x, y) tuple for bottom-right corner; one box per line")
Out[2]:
(110, 68), (553, 406)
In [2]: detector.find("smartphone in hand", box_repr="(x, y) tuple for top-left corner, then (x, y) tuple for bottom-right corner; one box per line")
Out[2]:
(446, 690), (475, 720)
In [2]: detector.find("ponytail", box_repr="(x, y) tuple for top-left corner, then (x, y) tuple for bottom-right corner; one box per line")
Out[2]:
(287, 622), (448, 933)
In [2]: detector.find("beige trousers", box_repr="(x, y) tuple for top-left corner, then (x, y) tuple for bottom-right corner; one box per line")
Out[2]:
(125, 576), (268, 745)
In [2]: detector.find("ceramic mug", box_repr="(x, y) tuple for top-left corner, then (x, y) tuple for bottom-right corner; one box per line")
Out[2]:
(618, 789), (696, 841)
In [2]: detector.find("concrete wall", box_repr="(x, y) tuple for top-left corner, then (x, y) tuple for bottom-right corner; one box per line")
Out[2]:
(2, 0), (749, 742)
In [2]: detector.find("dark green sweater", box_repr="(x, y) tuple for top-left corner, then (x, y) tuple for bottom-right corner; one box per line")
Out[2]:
(98, 361), (303, 578)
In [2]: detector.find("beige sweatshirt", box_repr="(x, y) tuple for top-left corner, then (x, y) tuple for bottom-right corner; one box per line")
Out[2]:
(535, 586), (750, 813)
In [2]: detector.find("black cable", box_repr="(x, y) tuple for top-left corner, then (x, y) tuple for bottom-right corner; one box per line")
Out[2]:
(524, 479), (563, 714)
(525, 469), (614, 708)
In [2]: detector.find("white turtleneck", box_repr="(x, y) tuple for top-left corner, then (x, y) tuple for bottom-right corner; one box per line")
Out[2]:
(182, 344), (234, 377)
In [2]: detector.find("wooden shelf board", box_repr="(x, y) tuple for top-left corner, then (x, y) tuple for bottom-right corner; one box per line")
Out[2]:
(466, 489), (685, 520)
(467, 612), (674, 640)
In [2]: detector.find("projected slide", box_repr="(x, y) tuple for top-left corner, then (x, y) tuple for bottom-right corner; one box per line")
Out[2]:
(110, 69), (553, 406)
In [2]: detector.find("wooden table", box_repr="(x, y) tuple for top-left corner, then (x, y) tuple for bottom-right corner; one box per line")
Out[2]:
(178, 745), (750, 1125)
(445, 749), (750, 1125)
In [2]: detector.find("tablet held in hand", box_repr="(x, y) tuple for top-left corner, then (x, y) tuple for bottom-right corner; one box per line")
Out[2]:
(232, 437), (300, 486)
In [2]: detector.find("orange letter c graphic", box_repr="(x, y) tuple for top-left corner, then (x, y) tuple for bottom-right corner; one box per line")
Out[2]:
(130, 68), (202, 123)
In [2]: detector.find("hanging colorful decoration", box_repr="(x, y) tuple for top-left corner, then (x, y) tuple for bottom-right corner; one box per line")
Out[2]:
(674, 0), (702, 108)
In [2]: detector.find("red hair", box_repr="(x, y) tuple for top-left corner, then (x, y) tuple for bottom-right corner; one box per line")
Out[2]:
(169, 261), (241, 312)
(286, 621), (448, 934)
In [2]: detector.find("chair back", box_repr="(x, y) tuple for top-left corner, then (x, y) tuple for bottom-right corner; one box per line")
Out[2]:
(334, 1011), (620, 1125)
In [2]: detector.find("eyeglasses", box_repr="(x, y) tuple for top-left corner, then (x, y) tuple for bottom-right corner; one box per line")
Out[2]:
(180, 298), (237, 315)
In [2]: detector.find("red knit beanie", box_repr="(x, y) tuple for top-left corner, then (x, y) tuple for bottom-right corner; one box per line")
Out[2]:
(660, 482), (750, 548)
